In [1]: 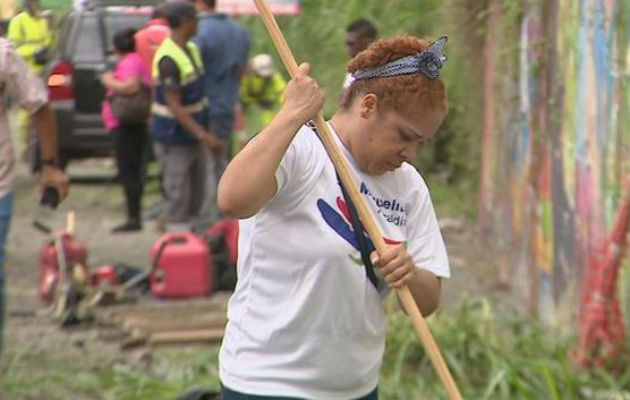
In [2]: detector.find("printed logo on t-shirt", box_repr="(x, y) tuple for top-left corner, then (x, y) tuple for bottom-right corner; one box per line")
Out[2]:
(359, 182), (408, 227)
(317, 196), (402, 266)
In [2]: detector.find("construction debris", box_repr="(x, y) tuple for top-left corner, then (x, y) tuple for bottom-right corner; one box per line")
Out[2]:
(93, 293), (230, 349)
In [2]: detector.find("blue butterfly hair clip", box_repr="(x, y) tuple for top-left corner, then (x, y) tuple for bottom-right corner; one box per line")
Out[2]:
(351, 36), (448, 81)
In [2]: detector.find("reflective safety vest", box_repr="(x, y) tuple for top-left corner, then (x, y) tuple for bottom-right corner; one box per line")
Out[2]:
(240, 72), (286, 110)
(150, 37), (207, 145)
(7, 11), (51, 74)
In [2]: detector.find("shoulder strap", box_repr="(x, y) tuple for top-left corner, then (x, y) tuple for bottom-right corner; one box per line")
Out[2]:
(337, 172), (380, 289)
(184, 42), (202, 75)
(306, 122), (379, 290)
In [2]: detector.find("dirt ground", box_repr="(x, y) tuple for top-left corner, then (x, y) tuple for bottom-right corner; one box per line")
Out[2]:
(0, 159), (507, 399)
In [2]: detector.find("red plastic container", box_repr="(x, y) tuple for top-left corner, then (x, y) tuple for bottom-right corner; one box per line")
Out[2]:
(91, 265), (119, 286)
(207, 218), (239, 265)
(39, 232), (88, 303)
(149, 232), (212, 298)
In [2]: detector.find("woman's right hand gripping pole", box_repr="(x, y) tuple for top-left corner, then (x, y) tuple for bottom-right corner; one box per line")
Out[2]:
(218, 63), (325, 219)
(281, 63), (326, 126)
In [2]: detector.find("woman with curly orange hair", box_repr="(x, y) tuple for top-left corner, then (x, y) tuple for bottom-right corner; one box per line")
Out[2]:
(217, 35), (450, 400)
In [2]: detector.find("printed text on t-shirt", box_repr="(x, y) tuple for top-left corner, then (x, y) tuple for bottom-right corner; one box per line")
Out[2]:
(360, 182), (408, 226)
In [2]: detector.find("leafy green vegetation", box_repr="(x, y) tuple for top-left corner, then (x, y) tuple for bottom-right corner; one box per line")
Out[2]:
(3, 297), (627, 399)
(380, 297), (630, 400)
(1, 345), (222, 400)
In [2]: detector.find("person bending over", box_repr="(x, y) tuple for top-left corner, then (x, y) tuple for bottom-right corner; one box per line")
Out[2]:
(217, 35), (450, 400)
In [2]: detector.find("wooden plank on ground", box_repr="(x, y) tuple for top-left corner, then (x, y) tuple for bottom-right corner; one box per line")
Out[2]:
(121, 312), (226, 334)
(95, 293), (230, 325)
(94, 293), (231, 349)
(148, 327), (225, 346)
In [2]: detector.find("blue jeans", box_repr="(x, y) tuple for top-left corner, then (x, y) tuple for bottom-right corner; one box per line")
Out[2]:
(221, 384), (378, 400)
(0, 191), (14, 357)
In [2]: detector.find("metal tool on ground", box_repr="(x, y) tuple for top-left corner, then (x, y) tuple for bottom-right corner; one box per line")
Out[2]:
(251, 1), (464, 399)
(32, 186), (60, 234)
(49, 212), (90, 325)
(38, 211), (88, 305)
(88, 263), (150, 306)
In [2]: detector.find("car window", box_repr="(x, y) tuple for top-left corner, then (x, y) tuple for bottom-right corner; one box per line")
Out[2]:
(106, 14), (151, 50)
(55, 13), (73, 57)
(73, 12), (150, 64)
(73, 16), (101, 63)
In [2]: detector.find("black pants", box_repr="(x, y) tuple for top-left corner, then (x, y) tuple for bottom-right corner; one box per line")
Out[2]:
(221, 384), (378, 400)
(112, 122), (146, 221)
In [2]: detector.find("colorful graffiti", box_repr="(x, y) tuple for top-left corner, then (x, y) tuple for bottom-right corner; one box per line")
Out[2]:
(478, 0), (630, 353)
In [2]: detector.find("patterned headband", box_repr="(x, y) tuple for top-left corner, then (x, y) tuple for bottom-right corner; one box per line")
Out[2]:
(351, 36), (448, 81)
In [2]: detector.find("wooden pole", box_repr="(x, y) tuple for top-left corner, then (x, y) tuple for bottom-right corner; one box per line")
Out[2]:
(66, 211), (75, 235)
(251, 1), (464, 399)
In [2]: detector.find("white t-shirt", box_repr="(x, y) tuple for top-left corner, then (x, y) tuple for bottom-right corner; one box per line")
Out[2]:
(0, 39), (48, 198)
(219, 123), (450, 399)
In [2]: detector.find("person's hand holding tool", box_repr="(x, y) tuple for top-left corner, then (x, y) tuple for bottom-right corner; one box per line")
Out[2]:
(280, 62), (325, 126)
(371, 245), (417, 289)
(40, 164), (69, 201)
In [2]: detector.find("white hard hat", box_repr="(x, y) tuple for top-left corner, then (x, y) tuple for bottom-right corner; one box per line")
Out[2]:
(251, 54), (275, 78)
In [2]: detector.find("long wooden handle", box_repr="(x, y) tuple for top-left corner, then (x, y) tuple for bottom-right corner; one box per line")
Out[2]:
(251, 1), (464, 399)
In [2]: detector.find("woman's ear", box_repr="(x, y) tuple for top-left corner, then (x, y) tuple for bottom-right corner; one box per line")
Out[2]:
(358, 93), (378, 119)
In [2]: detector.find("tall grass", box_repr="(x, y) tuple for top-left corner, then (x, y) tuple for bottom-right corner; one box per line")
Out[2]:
(380, 297), (630, 400)
(1, 345), (222, 400)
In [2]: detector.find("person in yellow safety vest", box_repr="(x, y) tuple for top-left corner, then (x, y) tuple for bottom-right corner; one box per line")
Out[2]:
(150, 2), (222, 230)
(239, 54), (286, 144)
(7, 0), (52, 75)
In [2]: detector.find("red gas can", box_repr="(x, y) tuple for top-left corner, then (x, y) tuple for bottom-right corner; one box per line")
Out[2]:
(149, 232), (212, 298)
(39, 232), (88, 303)
(91, 265), (119, 287)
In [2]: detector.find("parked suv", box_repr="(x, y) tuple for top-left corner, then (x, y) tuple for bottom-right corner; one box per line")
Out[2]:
(39, 1), (158, 170)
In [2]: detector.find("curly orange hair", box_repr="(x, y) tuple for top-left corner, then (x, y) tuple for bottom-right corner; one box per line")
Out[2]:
(341, 36), (447, 116)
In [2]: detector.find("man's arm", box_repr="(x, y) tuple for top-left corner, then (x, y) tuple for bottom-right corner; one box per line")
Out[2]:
(31, 103), (69, 199)
(164, 87), (208, 141)
(5, 41), (69, 199)
(163, 88), (223, 154)
(158, 56), (221, 152)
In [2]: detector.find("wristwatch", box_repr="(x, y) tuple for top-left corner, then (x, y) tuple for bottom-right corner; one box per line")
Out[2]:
(41, 158), (60, 167)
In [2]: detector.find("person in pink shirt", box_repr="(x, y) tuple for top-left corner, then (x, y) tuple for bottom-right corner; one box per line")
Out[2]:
(135, 6), (170, 85)
(100, 28), (152, 233)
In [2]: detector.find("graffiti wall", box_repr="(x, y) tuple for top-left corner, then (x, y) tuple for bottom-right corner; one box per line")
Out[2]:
(478, 0), (630, 331)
